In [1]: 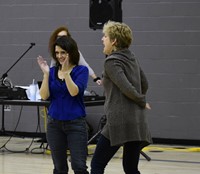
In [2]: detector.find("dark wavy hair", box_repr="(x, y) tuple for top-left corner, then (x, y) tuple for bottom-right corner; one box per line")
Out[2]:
(51, 36), (80, 68)
(48, 26), (71, 57)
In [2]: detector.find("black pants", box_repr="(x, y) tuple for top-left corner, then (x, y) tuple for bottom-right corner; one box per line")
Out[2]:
(91, 135), (141, 174)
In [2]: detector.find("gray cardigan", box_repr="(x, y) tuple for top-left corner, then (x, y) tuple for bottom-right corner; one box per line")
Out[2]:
(101, 49), (152, 147)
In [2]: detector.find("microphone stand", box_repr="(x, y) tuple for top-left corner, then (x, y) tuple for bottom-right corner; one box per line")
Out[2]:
(0, 43), (35, 136)
(0, 43), (36, 88)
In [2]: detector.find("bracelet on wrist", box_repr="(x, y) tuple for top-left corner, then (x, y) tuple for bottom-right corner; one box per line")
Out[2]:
(93, 77), (101, 82)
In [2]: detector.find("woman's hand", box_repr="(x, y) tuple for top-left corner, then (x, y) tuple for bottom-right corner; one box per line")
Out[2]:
(37, 55), (50, 75)
(145, 103), (151, 110)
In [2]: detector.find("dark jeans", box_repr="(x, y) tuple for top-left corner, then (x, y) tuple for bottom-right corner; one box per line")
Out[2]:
(90, 135), (141, 174)
(47, 116), (89, 174)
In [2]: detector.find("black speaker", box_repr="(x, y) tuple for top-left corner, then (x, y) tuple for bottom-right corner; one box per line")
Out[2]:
(89, 0), (122, 30)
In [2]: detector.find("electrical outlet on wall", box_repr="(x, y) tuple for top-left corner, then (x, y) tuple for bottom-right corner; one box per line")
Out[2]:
(4, 105), (11, 111)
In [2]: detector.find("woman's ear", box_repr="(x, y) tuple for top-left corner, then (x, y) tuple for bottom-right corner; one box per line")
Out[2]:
(111, 38), (117, 46)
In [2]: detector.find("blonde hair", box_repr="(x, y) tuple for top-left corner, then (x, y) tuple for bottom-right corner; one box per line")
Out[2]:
(103, 21), (133, 50)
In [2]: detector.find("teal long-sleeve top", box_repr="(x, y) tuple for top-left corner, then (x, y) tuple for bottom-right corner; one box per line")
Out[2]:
(48, 65), (88, 121)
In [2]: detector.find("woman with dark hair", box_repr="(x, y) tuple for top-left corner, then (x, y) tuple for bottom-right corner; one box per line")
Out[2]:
(37, 36), (89, 174)
(49, 26), (101, 85)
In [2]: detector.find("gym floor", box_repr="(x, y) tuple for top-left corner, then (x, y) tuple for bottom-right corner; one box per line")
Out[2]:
(0, 137), (200, 174)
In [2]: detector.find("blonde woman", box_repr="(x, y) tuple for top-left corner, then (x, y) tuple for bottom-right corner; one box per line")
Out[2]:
(90, 21), (152, 174)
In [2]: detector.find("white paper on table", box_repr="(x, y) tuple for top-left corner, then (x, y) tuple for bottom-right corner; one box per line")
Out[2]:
(15, 85), (41, 100)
